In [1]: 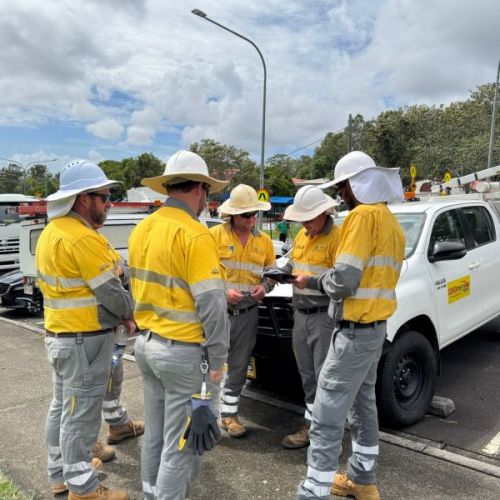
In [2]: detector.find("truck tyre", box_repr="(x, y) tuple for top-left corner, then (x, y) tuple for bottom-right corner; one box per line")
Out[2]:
(376, 330), (437, 428)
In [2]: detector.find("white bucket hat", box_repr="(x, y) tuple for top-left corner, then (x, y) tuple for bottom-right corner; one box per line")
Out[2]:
(45, 160), (120, 220)
(218, 184), (271, 216)
(142, 150), (229, 195)
(284, 185), (336, 222)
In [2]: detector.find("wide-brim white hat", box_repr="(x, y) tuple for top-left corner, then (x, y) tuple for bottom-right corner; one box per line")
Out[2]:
(218, 184), (271, 216)
(142, 150), (229, 195)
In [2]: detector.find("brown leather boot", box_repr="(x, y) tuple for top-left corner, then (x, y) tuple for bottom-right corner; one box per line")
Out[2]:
(107, 420), (145, 444)
(331, 473), (380, 500)
(282, 421), (310, 449)
(220, 415), (247, 438)
(51, 458), (103, 495)
(68, 485), (128, 499)
(92, 440), (115, 462)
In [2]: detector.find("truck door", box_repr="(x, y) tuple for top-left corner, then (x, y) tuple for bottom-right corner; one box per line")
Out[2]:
(426, 208), (483, 346)
(461, 205), (499, 320)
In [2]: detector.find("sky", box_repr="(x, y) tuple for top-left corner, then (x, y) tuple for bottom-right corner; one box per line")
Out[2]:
(1, 0), (500, 175)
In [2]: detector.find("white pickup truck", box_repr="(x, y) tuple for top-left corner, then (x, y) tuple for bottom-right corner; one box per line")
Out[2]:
(252, 193), (500, 428)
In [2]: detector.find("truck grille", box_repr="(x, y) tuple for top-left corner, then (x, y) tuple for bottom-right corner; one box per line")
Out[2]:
(258, 297), (294, 337)
(0, 282), (11, 296)
(0, 237), (19, 254)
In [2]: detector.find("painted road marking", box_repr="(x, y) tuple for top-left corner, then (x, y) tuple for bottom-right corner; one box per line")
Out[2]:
(482, 431), (500, 455)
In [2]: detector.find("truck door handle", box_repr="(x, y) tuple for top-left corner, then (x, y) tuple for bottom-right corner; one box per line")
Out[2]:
(468, 262), (480, 270)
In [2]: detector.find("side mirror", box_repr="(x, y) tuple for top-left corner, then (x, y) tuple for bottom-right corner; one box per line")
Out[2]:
(428, 240), (466, 263)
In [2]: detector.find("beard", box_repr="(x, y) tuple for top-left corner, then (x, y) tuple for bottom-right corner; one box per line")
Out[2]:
(88, 202), (108, 228)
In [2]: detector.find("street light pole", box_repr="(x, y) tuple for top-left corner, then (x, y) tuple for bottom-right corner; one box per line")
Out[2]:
(487, 57), (500, 169)
(191, 8), (267, 228)
(0, 157), (57, 195)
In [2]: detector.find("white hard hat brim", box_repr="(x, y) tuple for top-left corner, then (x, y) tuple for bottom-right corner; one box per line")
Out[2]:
(284, 194), (337, 222)
(142, 173), (229, 195)
(319, 166), (399, 190)
(45, 179), (120, 202)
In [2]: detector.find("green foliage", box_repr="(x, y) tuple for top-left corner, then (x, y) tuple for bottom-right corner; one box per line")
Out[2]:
(0, 470), (31, 499)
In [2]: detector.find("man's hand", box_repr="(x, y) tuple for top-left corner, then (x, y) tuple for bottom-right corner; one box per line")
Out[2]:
(227, 288), (245, 305)
(122, 319), (137, 336)
(250, 284), (266, 301)
(292, 275), (310, 289)
(209, 368), (224, 383)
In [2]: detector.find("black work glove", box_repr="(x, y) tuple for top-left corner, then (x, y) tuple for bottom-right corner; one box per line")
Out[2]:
(185, 404), (221, 456)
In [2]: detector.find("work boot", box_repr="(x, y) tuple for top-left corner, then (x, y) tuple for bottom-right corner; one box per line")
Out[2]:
(92, 440), (115, 462)
(220, 415), (247, 438)
(68, 484), (128, 499)
(282, 421), (310, 449)
(107, 420), (145, 444)
(331, 473), (380, 500)
(51, 459), (103, 496)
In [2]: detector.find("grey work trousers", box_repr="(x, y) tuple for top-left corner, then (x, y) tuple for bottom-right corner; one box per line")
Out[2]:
(293, 310), (335, 420)
(134, 333), (204, 500)
(103, 356), (129, 427)
(45, 331), (114, 495)
(220, 307), (258, 417)
(297, 322), (386, 499)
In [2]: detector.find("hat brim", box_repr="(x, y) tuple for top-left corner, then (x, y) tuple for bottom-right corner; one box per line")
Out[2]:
(284, 195), (337, 222)
(218, 199), (271, 216)
(142, 173), (229, 195)
(319, 166), (399, 190)
(45, 180), (121, 202)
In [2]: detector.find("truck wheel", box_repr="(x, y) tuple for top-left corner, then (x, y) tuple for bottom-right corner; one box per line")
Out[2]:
(376, 330), (437, 428)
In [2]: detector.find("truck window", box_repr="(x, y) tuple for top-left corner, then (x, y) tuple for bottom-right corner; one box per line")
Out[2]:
(99, 224), (136, 250)
(428, 210), (465, 257)
(0, 204), (22, 224)
(30, 228), (44, 255)
(462, 206), (495, 248)
(394, 213), (425, 257)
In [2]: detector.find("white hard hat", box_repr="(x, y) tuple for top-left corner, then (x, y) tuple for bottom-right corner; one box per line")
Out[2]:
(284, 185), (336, 222)
(142, 150), (229, 195)
(320, 151), (399, 189)
(45, 160), (120, 202)
(218, 184), (271, 216)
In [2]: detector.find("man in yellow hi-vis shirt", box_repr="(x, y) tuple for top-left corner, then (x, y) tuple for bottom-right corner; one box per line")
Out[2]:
(280, 186), (340, 449)
(36, 160), (135, 500)
(129, 150), (230, 500)
(211, 184), (276, 438)
(296, 152), (405, 500)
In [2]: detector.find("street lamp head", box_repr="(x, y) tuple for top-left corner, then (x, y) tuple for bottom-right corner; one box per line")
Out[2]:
(191, 9), (207, 18)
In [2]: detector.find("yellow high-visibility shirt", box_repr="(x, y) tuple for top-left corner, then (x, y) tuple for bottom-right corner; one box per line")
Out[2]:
(210, 222), (276, 293)
(336, 203), (405, 322)
(36, 215), (125, 333)
(129, 206), (226, 343)
(291, 222), (341, 303)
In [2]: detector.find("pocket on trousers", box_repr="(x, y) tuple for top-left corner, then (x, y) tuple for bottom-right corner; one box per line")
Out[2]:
(318, 376), (351, 393)
(353, 334), (384, 353)
(48, 347), (71, 371)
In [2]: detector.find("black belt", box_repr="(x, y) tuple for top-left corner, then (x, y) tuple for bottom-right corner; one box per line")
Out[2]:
(227, 304), (258, 316)
(141, 330), (200, 347)
(296, 306), (329, 315)
(45, 329), (112, 338)
(338, 320), (385, 329)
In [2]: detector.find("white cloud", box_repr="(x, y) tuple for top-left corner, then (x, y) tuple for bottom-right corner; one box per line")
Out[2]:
(0, 0), (499, 161)
(86, 118), (124, 140)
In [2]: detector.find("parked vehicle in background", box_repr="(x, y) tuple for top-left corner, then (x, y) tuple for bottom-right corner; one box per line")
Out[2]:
(0, 194), (35, 274)
(252, 190), (500, 428)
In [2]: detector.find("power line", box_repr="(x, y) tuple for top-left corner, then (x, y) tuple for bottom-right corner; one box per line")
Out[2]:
(285, 127), (346, 157)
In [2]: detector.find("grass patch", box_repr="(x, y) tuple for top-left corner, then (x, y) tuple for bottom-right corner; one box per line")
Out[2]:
(0, 471), (28, 500)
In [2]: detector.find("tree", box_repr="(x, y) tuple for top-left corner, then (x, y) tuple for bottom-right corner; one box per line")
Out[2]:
(0, 164), (23, 193)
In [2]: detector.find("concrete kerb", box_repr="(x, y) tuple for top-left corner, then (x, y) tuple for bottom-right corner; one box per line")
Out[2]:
(4, 315), (500, 482)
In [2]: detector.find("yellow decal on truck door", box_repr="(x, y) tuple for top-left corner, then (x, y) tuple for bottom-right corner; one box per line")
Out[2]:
(447, 275), (471, 304)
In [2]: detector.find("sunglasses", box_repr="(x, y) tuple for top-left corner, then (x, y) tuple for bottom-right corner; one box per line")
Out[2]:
(240, 211), (258, 219)
(87, 192), (112, 203)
